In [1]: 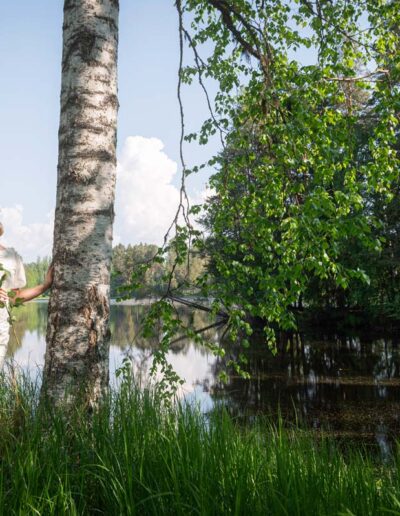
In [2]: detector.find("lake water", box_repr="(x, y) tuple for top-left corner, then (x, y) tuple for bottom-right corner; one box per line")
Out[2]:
(5, 300), (400, 453)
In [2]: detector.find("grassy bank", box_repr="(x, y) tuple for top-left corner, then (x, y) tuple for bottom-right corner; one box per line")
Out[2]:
(0, 374), (400, 515)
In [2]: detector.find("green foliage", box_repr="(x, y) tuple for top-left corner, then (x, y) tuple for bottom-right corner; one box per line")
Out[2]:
(0, 264), (23, 338)
(111, 243), (205, 299)
(0, 373), (400, 515)
(178, 0), (400, 349)
(116, 0), (400, 388)
(111, 243), (164, 298)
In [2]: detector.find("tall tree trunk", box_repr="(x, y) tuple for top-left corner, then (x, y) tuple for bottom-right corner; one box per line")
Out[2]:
(42, 0), (119, 408)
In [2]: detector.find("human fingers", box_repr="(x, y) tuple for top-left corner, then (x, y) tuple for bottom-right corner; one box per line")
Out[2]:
(44, 265), (55, 288)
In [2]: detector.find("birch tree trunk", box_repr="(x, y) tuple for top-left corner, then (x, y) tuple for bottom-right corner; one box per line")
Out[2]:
(42, 0), (119, 408)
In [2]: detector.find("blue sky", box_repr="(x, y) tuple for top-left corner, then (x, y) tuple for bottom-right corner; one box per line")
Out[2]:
(0, 0), (218, 260)
(0, 1), (322, 262)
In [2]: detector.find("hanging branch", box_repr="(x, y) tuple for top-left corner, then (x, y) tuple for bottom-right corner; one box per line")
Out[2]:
(206, 0), (273, 80)
(207, 0), (264, 59)
(181, 25), (227, 148)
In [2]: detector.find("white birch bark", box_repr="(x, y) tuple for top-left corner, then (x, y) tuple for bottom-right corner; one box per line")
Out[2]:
(42, 0), (119, 407)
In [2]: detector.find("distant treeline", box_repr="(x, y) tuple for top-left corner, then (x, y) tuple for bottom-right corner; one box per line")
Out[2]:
(25, 257), (52, 294)
(24, 244), (205, 299)
(111, 243), (205, 298)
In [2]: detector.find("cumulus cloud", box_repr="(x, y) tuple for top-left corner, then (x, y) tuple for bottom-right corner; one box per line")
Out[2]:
(0, 205), (53, 262)
(114, 136), (181, 245)
(1, 136), (209, 261)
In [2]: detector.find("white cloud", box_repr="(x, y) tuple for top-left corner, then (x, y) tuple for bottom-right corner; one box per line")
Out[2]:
(114, 136), (181, 245)
(0, 136), (209, 262)
(0, 205), (53, 262)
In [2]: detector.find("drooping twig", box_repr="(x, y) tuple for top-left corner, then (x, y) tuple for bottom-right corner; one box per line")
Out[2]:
(169, 319), (227, 346)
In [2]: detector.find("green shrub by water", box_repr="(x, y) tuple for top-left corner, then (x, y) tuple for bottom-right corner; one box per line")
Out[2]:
(0, 373), (400, 515)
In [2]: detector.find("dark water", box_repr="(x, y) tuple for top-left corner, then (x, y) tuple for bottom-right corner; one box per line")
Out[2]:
(6, 300), (400, 451)
(212, 333), (400, 454)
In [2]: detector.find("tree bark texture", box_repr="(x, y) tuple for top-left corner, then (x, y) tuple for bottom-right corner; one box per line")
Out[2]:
(42, 0), (119, 407)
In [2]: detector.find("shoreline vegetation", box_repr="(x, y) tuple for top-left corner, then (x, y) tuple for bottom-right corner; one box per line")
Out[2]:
(25, 244), (400, 332)
(28, 297), (400, 340)
(0, 372), (400, 515)
(28, 296), (400, 335)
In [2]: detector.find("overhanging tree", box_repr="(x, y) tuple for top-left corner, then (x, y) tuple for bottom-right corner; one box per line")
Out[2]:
(118, 0), (399, 388)
(146, 0), (400, 362)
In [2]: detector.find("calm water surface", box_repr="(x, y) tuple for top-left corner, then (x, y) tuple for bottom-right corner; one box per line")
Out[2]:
(5, 300), (400, 451)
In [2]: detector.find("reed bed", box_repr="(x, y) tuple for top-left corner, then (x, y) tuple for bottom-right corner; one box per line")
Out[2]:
(0, 371), (399, 515)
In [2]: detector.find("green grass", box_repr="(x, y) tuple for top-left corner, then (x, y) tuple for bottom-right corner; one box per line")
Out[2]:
(0, 372), (400, 515)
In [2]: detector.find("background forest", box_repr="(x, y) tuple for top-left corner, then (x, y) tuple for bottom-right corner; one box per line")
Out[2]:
(25, 244), (206, 299)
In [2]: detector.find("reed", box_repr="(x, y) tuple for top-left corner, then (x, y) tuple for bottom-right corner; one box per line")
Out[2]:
(0, 371), (399, 515)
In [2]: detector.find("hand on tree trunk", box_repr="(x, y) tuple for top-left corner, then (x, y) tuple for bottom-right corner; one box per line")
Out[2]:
(43, 264), (54, 291)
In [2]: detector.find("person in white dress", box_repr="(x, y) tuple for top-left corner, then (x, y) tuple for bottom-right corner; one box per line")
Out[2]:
(0, 222), (54, 369)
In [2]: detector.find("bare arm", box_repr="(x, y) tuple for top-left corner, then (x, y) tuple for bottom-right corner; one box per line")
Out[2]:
(13, 283), (50, 303)
(0, 265), (54, 304)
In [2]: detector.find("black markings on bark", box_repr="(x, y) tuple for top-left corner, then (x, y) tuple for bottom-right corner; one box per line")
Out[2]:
(96, 16), (118, 31)
(57, 206), (115, 218)
(62, 93), (81, 110)
(104, 94), (119, 109)
(53, 247), (82, 266)
(62, 30), (97, 70)
(63, 0), (75, 11)
(93, 78), (113, 85)
(90, 61), (114, 73)
(64, 0), (119, 14)
(59, 171), (99, 186)
(68, 149), (115, 162)
(61, 91), (118, 111)
(72, 122), (104, 134)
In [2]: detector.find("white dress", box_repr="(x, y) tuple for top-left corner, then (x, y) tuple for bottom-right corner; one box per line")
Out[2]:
(0, 247), (26, 370)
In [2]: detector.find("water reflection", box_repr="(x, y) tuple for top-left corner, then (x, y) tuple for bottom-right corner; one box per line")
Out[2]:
(212, 332), (400, 449)
(6, 301), (400, 449)
(7, 301), (217, 401)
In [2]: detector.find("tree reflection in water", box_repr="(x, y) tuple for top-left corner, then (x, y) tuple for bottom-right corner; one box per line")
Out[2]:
(211, 331), (400, 452)
(6, 301), (400, 450)
(7, 301), (48, 357)
(7, 300), (217, 394)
